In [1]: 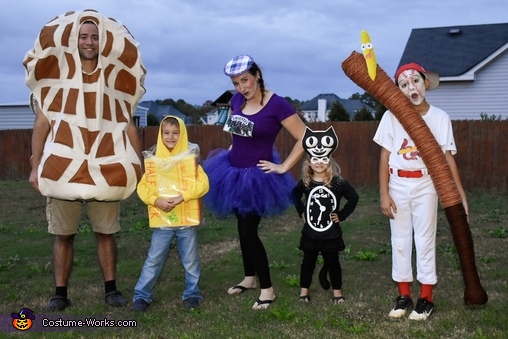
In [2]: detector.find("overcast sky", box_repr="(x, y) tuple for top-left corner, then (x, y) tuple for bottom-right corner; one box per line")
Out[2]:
(2, 0), (508, 106)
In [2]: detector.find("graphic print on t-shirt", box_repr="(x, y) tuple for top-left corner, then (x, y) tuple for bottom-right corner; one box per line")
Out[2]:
(223, 115), (254, 137)
(306, 185), (337, 232)
(397, 138), (419, 160)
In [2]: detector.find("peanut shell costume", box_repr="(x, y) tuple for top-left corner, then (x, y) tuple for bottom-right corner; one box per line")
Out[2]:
(23, 9), (146, 201)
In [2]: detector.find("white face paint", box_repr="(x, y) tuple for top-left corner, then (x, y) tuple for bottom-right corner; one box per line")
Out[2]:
(397, 69), (427, 106)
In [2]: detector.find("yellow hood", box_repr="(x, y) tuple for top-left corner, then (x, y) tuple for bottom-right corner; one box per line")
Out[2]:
(155, 116), (189, 157)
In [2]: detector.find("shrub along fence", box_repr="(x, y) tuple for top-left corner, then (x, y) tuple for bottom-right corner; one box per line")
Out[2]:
(1, 121), (507, 192)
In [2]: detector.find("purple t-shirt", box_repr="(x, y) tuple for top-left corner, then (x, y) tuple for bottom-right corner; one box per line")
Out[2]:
(228, 92), (296, 168)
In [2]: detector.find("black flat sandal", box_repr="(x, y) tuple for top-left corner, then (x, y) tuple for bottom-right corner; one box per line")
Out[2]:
(298, 295), (311, 302)
(332, 296), (345, 304)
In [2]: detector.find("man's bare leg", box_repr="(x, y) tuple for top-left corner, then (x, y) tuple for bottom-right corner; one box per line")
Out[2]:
(96, 232), (126, 307)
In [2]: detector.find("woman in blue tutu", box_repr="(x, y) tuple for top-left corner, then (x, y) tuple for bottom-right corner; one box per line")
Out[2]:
(204, 55), (305, 310)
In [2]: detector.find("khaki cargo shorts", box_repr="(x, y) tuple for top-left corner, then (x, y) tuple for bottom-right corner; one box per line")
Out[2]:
(46, 198), (121, 235)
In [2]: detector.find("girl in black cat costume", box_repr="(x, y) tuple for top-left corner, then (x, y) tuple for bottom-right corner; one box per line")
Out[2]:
(292, 127), (359, 304)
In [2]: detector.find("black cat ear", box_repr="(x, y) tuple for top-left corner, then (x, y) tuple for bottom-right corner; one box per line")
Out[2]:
(302, 126), (313, 149)
(324, 126), (338, 138)
(324, 126), (339, 149)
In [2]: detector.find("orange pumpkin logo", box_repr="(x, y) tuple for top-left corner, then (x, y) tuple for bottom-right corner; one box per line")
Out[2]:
(11, 308), (35, 331)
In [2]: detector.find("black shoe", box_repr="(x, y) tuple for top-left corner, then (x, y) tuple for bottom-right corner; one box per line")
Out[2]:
(131, 299), (150, 312)
(388, 295), (413, 318)
(105, 290), (127, 307)
(45, 295), (71, 312)
(184, 297), (201, 310)
(318, 265), (330, 290)
(408, 298), (434, 320)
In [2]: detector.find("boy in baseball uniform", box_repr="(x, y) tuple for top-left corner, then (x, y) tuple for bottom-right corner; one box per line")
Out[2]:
(373, 63), (468, 320)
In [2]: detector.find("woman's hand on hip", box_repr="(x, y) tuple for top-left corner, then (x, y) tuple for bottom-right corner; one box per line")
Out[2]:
(257, 160), (285, 174)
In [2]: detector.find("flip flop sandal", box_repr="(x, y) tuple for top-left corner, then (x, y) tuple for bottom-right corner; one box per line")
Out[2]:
(332, 296), (346, 304)
(227, 285), (254, 295)
(252, 298), (275, 310)
(298, 295), (311, 302)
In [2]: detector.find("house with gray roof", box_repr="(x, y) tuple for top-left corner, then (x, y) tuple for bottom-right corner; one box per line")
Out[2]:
(300, 93), (374, 122)
(399, 22), (508, 120)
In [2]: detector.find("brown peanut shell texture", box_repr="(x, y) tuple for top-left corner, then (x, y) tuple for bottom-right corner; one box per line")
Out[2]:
(341, 51), (487, 307)
(23, 9), (145, 201)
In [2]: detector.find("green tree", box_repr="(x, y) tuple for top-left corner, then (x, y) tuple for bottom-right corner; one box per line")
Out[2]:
(480, 112), (503, 121)
(158, 98), (176, 106)
(284, 96), (304, 112)
(349, 92), (377, 108)
(350, 92), (385, 120)
(350, 93), (361, 100)
(328, 101), (350, 121)
(147, 113), (159, 126)
(375, 104), (387, 120)
(156, 98), (213, 124)
(353, 106), (374, 121)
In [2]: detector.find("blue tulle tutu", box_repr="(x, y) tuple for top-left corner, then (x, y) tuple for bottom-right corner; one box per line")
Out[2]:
(203, 148), (296, 218)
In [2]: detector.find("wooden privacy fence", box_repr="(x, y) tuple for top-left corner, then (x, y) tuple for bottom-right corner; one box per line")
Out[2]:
(1, 121), (507, 192)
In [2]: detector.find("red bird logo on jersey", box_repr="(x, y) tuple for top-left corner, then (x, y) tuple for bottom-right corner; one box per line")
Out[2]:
(397, 138), (419, 160)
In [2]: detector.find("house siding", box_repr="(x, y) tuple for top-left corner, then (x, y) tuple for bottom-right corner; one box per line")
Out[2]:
(0, 104), (34, 130)
(134, 106), (148, 127)
(0, 104), (148, 130)
(426, 50), (508, 120)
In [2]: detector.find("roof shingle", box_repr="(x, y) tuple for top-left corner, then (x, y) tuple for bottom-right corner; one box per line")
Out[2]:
(399, 22), (508, 77)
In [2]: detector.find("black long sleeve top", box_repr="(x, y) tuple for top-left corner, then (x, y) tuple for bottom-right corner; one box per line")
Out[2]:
(292, 176), (359, 240)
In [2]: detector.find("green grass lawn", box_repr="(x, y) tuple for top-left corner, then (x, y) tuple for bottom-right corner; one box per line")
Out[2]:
(0, 180), (507, 338)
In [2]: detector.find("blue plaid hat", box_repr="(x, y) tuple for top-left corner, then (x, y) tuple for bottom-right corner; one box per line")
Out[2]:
(224, 55), (254, 77)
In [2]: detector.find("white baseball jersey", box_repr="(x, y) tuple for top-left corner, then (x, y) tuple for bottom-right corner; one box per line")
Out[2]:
(373, 105), (457, 170)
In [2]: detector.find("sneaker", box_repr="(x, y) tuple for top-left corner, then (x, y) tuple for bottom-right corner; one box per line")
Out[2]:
(388, 295), (413, 318)
(408, 298), (434, 320)
(184, 297), (201, 310)
(105, 290), (127, 307)
(45, 295), (72, 312)
(131, 299), (150, 312)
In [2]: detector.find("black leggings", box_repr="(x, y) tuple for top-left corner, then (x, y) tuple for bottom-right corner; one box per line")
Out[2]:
(300, 249), (342, 290)
(235, 212), (272, 289)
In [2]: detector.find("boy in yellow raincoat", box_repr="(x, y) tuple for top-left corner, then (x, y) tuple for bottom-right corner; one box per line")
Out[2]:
(132, 116), (209, 311)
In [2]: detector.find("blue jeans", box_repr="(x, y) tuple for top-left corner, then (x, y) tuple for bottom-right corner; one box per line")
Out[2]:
(133, 227), (202, 303)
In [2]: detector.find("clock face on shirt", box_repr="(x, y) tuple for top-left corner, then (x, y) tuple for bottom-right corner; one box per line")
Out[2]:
(306, 185), (337, 232)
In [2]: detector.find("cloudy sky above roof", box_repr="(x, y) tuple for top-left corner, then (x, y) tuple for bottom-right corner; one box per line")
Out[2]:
(2, 0), (507, 105)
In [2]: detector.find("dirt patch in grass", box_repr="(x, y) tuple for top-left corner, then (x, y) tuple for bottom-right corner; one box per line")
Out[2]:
(200, 239), (239, 264)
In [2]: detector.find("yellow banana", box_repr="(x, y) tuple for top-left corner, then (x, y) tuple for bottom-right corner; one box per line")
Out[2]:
(360, 30), (377, 80)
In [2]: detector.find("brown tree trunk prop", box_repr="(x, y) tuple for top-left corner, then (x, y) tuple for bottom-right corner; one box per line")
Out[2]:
(341, 51), (487, 307)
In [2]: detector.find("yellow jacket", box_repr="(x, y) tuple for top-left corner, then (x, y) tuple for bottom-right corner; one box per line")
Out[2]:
(137, 116), (209, 227)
